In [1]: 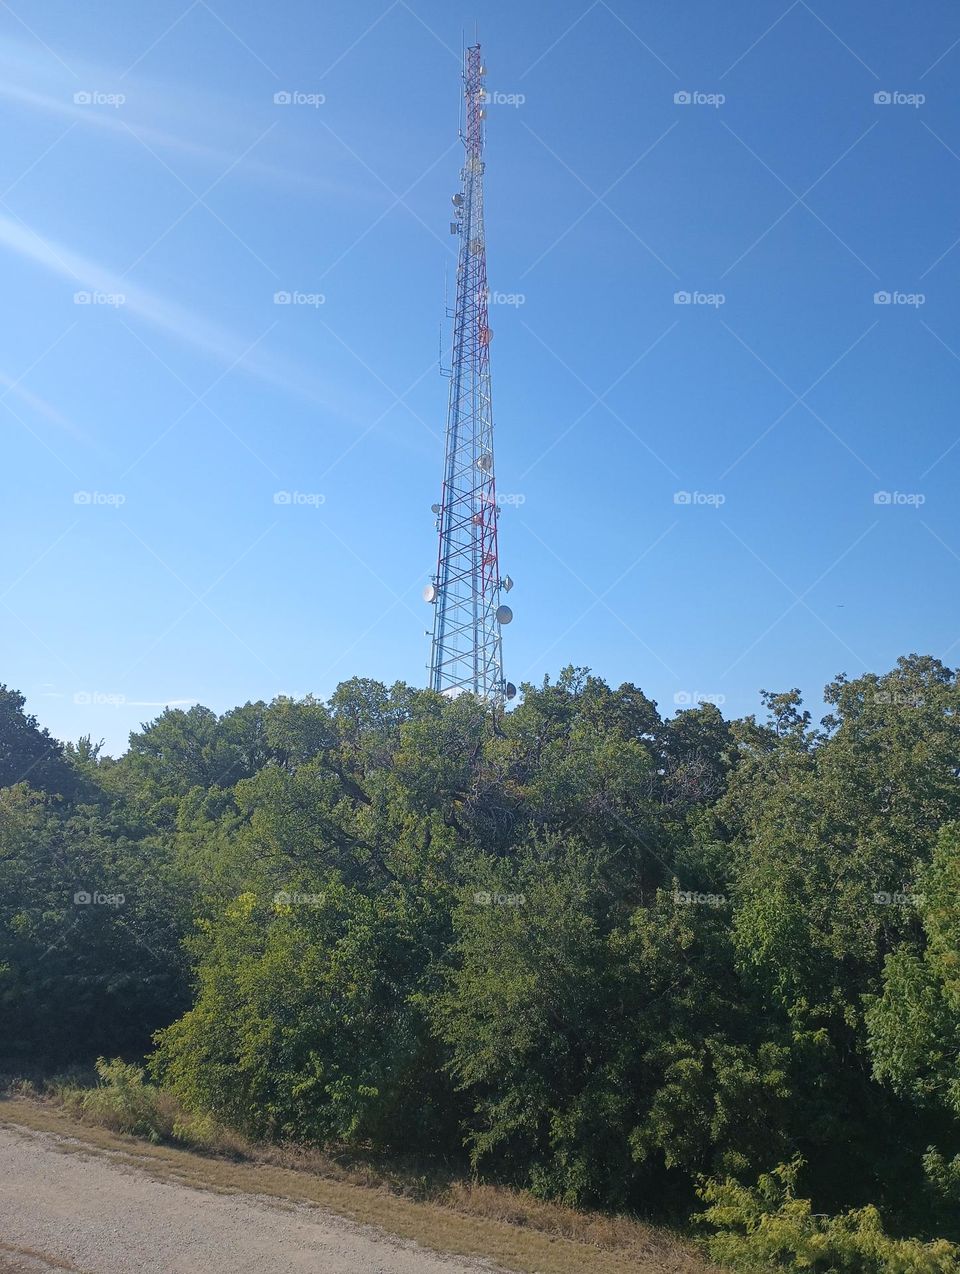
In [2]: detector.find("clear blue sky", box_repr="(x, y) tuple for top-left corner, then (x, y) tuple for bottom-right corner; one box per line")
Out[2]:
(3, 0), (959, 754)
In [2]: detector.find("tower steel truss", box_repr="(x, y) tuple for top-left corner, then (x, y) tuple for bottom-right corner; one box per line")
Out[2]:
(426, 43), (513, 700)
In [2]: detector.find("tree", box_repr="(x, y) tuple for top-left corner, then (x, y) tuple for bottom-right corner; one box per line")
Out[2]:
(867, 822), (960, 1219)
(0, 784), (189, 1063)
(0, 685), (76, 798)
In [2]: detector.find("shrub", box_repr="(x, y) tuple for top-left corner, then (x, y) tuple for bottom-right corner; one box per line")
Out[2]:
(697, 1158), (960, 1272)
(65, 1057), (178, 1143)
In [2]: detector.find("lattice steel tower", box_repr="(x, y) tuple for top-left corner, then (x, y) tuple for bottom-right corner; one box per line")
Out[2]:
(424, 43), (515, 701)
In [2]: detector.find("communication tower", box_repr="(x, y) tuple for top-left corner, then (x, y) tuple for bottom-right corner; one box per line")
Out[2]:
(425, 43), (515, 701)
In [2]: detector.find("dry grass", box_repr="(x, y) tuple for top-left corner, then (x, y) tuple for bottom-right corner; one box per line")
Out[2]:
(0, 1094), (719, 1274)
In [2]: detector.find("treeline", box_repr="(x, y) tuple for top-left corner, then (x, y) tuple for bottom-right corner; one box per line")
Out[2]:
(2, 658), (960, 1251)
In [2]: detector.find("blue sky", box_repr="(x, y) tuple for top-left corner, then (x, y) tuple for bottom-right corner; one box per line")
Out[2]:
(3, 0), (960, 754)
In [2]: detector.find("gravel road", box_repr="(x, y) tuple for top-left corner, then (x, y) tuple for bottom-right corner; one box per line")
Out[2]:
(0, 1125), (500, 1274)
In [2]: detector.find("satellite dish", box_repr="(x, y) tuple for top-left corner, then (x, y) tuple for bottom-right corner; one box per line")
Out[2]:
(423, 584), (438, 603)
(477, 452), (492, 472)
(504, 681), (517, 700)
(501, 574), (513, 593)
(496, 605), (513, 625)
(431, 503), (441, 515)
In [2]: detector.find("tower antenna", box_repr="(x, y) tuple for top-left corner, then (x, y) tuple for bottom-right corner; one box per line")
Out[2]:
(424, 43), (515, 702)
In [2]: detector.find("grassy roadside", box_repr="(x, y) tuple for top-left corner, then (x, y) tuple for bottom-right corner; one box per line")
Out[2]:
(0, 1090), (718, 1274)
